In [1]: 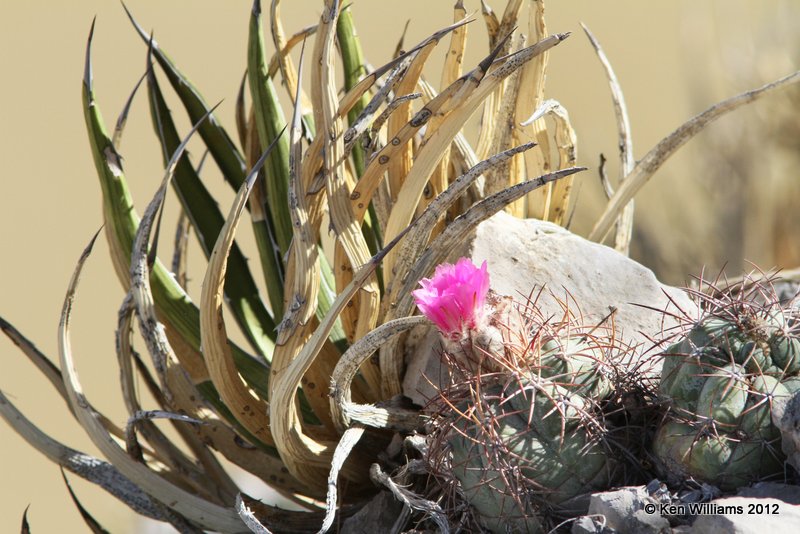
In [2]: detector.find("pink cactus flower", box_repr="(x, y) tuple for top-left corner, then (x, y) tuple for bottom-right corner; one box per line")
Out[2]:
(412, 258), (490, 340)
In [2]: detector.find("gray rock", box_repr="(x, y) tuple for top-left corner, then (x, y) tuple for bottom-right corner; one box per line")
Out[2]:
(341, 491), (405, 533)
(772, 390), (800, 472)
(737, 482), (800, 505)
(571, 515), (616, 533)
(691, 496), (800, 533)
(402, 324), (446, 406)
(403, 213), (694, 405)
(587, 487), (670, 534)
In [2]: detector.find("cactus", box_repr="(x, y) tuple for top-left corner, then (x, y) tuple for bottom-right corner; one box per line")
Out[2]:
(421, 274), (620, 533)
(654, 280), (800, 490)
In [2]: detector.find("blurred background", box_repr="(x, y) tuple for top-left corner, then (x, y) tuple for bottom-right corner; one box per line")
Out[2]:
(1, 1), (797, 532)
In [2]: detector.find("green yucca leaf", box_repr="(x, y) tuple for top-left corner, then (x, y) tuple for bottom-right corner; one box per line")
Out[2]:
(83, 24), (276, 437)
(129, 92), (292, 451)
(336, 6), (368, 177)
(318, 247), (348, 351)
(250, 201), (288, 323)
(145, 48), (277, 357)
(123, 3), (247, 192)
(126, 1), (291, 335)
(236, 72), (288, 326)
(248, 0), (293, 258)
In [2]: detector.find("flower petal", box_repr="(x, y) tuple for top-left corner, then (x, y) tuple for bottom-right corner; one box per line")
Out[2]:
(412, 258), (490, 339)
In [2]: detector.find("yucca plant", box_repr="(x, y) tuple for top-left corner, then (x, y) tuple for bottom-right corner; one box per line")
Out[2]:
(2, 0), (799, 532)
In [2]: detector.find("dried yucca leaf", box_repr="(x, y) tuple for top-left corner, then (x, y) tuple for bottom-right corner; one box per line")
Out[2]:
(61, 469), (111, 534)
(518, 0), (552, 220)
(483, 34), (526, 217)
(125, 104), (310, 498)
(116, 296), (241, 503)
(270, 0), (314, 132)
(590, 70), (800, 242)
(268, 24), (318, 82)
(0, 389), (168, 523)
(111, 72), (145, 150)
(319, 425), (366, 534)
(117, 303), (308, 499)
(118, 298), (227, 504)
(280, 47), (351, 431)
(313, 2), (381, 389)
(268, 1), (368, 489)
(480, 0), (500, 46)
(581, 23), (635, 254)
(0, 317), (127, 443)
(520, 99), (577, 225)
(382, 32), (569, 283)
(383, 142), (538, 323)
(300, 18), (469, 202)
(330, 316), (428, 432)
(58, 234), (244, 531)
(200, 139), (281, 447)
(236, 492), (354, 533)
(126, 98), (305, 500)
(422, 0), (469, 230)
(384, 15), (471, 204)
(336, 4), (370, 176)
(269, 205), (419, 490)
(236, 493), (273, 534)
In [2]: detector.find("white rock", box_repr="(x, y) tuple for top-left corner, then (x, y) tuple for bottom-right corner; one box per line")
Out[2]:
(454, 212), (693, 351)
(691, 497), (800, 533)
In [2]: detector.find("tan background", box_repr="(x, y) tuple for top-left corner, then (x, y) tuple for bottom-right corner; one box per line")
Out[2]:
(1, 1), (797, 532)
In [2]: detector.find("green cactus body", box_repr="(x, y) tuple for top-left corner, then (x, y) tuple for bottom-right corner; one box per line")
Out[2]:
(660, 339), (709, 409)
(769, 328), (800, 374)
(655, 306), (800, 490)
(442, 330), (617, 533)
(694, 364), (749, 427)
(539, 337), (612, 398)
